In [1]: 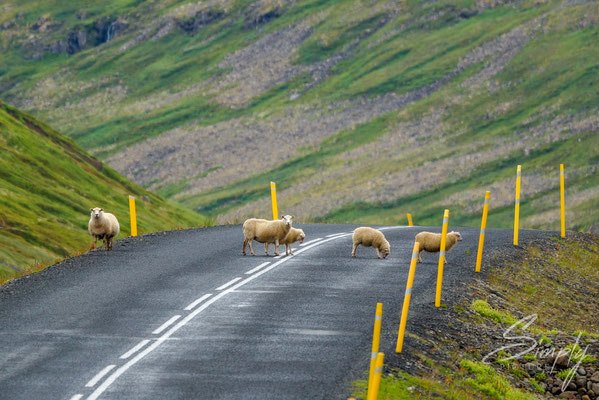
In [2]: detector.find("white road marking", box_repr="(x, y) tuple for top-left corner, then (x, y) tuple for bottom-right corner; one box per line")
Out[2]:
(184, 294), (213, 310)
(299, 238), (323, 246)
(83, 231), (362, 400)
(119, 339), (151, 360)
(245, 262), (270, 275)
(379, 226), (408, 230)
(152, 315), (181, 335)
(326, 232), (350, 237)
(216, 277), (242, 291)
(69, 395), (83, 400)
(85, 365), (116, 388)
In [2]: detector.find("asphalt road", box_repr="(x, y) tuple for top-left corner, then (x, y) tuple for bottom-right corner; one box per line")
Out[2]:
(0, 224), (544, 400)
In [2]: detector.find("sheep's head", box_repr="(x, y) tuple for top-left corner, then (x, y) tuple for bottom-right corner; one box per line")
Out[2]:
(280, 215), (294, 227)
(450, 231), (463, 241)
(90, 207), (104, 219)
(381, 243), (390, 259)
(297, 229), (305, 244)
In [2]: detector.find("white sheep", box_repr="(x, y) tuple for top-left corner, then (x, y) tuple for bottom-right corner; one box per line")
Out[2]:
(414, 231), (462, 263)
(352, 227), (390, 259)
(242, 215), (294, 256)
(268, 227), (305, 256)
(88, 207), (120, 251)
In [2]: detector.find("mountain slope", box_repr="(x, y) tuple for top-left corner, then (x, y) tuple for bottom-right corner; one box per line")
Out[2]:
(0, 0), (598, 230)
(0, 101), (209, 281)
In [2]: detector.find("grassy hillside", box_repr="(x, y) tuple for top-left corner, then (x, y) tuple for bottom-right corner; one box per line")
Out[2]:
(0, 101), (210, 282)
(0, 0), (598, 231)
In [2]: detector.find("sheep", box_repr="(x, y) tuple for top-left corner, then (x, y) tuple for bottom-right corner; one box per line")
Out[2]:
(268, 227), (305, 256)
(414, 231), (462, 264)
(242, 215), (294, 256)
(351, 227), (390, 259)
(88, 207), (120, 251)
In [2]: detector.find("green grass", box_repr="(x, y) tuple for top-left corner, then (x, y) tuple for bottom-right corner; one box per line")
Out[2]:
(471, 300), (519, 326)
(350, 361), (539, 400)
(0, 101), (211, 282)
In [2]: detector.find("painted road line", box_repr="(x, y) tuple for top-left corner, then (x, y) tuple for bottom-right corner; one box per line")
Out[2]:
(245, 262), (270, 275)
(379, 226), (408, 230)
(184, 294), (213, 311)
(293, 233), (353, 256)
(326, 232), (350, 238)
(69, 395), (83, 400)
(85, 232), (349, 400)
(119, 339), (151, 360)
(216, 277), (242, 291)
(85, 365), (116, 388)
(300, 238), (323, 247)
(152, 315), (181, 335)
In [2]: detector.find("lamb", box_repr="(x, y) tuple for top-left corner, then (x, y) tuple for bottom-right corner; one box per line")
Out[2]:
(242, 215), (294, 256)
(414, 231), (462, 264)
(270, 227), (305, 256)
(88, 207), (120, 251)
(351, 227), (390, 259)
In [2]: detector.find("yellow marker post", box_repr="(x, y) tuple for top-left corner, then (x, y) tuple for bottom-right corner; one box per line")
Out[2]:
(514, 165), (521, 245)
(435, 209), (449, 307)
(367, 353), (385, 400)
(270, 181), (278, 220)
(406, 213), (413, 227)
(367, 303), (383, 397)
(396, 242), (419, 353)
(128, 195), (137, 237)
(560, 164), (565, 238)
(475, 191), (490, 273)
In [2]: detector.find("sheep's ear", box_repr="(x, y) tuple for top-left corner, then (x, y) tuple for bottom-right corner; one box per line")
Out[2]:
(90, 208), (93, 212)
(100, 208), (104, 211)
(292, 215), (295, 219)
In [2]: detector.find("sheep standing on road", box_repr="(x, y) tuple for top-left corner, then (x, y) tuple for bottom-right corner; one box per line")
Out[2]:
(88, 207), (120, 251)
(414, 231), (462, 264)
(272, 227), (305, 256)
(352, 227), (390, 259)
(242, 215), (294, 256)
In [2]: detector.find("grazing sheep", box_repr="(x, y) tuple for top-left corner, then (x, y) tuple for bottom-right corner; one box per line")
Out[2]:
(88, 207), (120, 251)
(269, 227), (305, 256)
(414, 231), (462, 264)
(352, 227), (390, 259)
(242, 215), (294, 256)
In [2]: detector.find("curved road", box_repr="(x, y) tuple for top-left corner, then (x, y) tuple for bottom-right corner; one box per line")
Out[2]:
(0, 224), (539, 399)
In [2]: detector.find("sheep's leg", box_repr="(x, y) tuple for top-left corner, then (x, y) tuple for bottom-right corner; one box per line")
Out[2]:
(248, 240), (256, 256)
(108, 238), (113, 251)
(351, 243), (358, 257)
(274, 239), (280, 256)
(376, 248), (381, 259)
(264, 242), (270, 256)
(288, 244), (294, 256)
(418, 251), (423, 263)
(92, 236), (97, 249)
